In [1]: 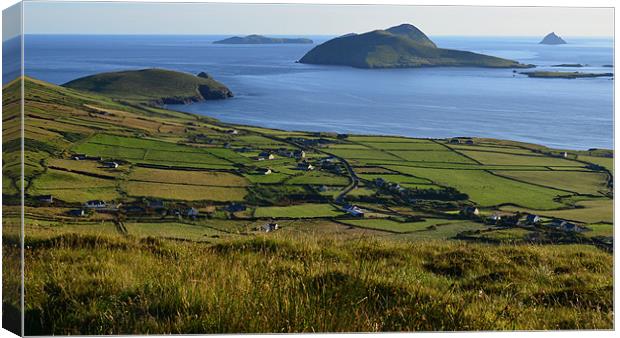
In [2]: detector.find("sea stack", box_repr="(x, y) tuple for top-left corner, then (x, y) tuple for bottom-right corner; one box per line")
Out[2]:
(539, 32), (567, 45)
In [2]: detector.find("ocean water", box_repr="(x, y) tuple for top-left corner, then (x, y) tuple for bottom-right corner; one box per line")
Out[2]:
(20, 34), (614, 150)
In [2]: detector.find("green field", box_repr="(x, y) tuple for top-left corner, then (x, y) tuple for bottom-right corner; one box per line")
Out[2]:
(459, 150), (580, 167)
(341, 218), (464, 233)
(254, 203), (344, 218)
(129, 167), (248, 186)
(124, 181), (246, 201)
(385, 165), (566, 209)
(29, 169), (120, 202)
(495, 170), (609, 195)
(501, 198), (613, 224)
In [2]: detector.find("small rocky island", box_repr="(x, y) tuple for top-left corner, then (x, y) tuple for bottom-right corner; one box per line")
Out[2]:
(298, 23), (532, 69)
(520, 71), (613, 79)
(213, 35), (313, 44)
(539, 32), (567, 45)
(63, 68), (233, 104)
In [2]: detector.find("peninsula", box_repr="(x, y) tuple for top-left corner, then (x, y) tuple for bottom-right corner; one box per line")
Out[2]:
(299, 23), (533, 69)
(63, 68), (233, 104)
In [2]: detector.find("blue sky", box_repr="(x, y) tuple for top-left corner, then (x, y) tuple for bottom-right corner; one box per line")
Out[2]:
(4, 2), (614, 40)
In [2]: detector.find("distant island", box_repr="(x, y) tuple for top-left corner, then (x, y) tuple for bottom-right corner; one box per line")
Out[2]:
(213, 35), (313, 44)
(520, 71), (613, 79)
(539, 32), (567, 45)
(552, 64), (583, 68)
(298, 23), (532, 69)
(63, 68), (233, 104)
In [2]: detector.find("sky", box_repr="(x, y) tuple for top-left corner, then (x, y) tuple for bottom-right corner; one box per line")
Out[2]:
(3, 2), (615, 40)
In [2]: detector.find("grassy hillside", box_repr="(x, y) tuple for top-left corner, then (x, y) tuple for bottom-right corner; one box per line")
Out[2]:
(15, 233), (613, 334)
(63, 68), (233, 104)
(299, 24), (532, 69)
(2, 74), (614, 333)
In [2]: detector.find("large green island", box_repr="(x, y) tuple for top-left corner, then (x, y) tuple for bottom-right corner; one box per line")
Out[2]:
(299, 24), (534, 69)
(2, 69), (613, 334)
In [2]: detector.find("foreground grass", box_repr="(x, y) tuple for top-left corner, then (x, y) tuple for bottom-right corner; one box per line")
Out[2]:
(16, 232), (612, 334)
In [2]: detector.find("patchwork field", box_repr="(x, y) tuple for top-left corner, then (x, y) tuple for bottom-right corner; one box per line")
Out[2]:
(3, 76), (613, 334)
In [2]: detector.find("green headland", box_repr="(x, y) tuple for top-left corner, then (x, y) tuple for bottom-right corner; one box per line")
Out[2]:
(63, 68), (233, 104)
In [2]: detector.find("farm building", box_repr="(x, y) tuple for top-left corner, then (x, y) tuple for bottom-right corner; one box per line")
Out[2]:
(226, 129), (239, 135)
(525, 214), (541, 225)
(343, 204), (364, 217)
(489, 214), (502, 222)
(549, 219), (586, 233)
(448, 138), (461, 144)
(297, 161), (315, 171)
(84, 200), (107, 208)
(462, 206), (480, 216)
(257, 168), (272, 175)
(102, 161), (119, 169)
(257, 152), (275, 161)
(67, 209), (86, 217)
(72, 153), (87, 160)
(294, 150), (306, 159)
(38, 195), (54, 203)
(465, 140), (475, 145)
(262, 222), (279, 232)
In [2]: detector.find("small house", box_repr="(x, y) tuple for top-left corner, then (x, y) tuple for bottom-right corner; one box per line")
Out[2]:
(465, 140), (475, 145)
(343, 205), (364, 217)
(525, 214), (541, 225)
(38, 195), (53, 203)
(72, 153), (87, 160)
(462, 206), (480, 216)
(562, 152), (568, 158)
(490, 214), (502, 221)
(262, 222), (279, 232)
(102, 161), (119, 169)
(448, 138), (461, 144)
(297, 161), (314, 171)
(226, 129), (239, 135)
(258, 151), (275, 160)
(293, 150), (306, 159)
(84, 200), (107, 208)
(68, 209), (86, 217)
(257, 168), (272, 175)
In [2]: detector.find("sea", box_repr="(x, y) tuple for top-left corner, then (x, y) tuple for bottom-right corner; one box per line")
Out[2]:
(12, 34), (614, 150)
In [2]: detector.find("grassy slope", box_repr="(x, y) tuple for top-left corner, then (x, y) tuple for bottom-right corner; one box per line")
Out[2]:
(17, 233), (612, 334)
